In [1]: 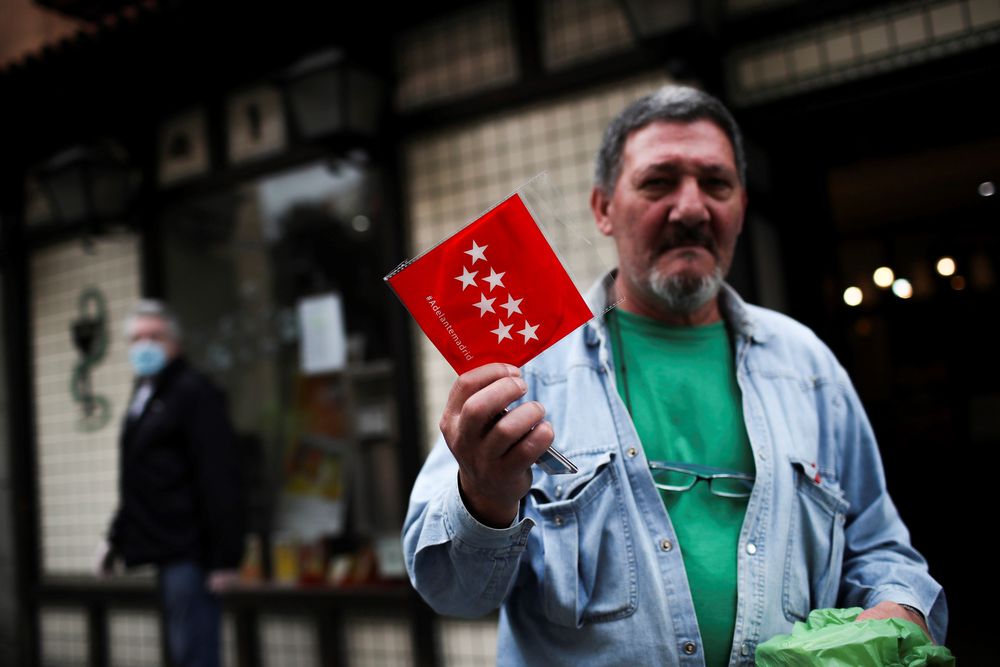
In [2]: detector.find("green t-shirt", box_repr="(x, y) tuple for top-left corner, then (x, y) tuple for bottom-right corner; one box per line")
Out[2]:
(608, 309), (755, 667)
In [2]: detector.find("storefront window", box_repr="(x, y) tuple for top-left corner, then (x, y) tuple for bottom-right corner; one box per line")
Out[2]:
(159, 157), (403, 585)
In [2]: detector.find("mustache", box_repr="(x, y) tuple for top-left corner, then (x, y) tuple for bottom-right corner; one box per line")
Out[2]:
(656, 224), (718, 257)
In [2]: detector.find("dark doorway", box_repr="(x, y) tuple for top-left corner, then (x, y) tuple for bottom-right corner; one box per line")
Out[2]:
(742, 46), (1000, 662)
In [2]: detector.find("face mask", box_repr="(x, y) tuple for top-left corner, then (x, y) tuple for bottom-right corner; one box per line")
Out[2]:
(129, 340), (167, 377)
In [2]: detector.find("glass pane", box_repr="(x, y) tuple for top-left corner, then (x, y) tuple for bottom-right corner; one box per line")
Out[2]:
(158, 158), (402, 583)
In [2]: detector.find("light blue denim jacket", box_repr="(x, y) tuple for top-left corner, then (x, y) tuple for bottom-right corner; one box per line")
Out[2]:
(404, 278), (946, 666)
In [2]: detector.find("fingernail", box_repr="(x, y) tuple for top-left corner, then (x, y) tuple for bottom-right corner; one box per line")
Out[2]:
(505, 363), (521, 376)
(514, 377), (527, 391)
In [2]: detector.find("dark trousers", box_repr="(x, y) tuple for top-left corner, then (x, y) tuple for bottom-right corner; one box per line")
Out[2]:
(159, 560), (221, 667)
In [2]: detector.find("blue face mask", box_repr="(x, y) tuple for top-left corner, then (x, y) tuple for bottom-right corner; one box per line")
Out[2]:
(129, 340), (168, 377)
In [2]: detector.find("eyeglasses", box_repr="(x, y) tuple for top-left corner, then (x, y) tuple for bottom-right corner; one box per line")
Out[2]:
(648, 461), (755, 499)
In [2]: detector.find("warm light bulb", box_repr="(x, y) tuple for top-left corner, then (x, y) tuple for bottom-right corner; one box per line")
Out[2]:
(936, 257), (956, 276)
(891, 278), (913, 299)
(873, 266), (895, 288)
(843, 286), (863, 307)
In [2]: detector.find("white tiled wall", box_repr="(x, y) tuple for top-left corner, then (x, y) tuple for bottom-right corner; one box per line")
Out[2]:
(260, 615), (318, 667)
(31, 235), (140, 574)
(729, 0), (1000, 105)
(396, 1), (518, 111)
(438, 618), (500, 667)
(223, 614), (237, 667)
(39, 607), (88, 667)
(395, 0), (645, 111)
(542, 0), (634, 70)
(403, 72), (670, 450)
(109, 610), (162, 667)
(344, 615), (414, 667)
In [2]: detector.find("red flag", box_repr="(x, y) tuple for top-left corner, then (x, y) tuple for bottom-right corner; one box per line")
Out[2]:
(386, 193), (593, 374)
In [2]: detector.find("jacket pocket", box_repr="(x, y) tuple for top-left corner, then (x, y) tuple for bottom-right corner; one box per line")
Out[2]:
(528, 450), (638, 628)
(783, 456), (850, 622)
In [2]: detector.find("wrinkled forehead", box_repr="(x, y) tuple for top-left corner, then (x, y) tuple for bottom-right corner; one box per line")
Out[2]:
(128, 315), (173, 340)
(622, 119), (738, 175)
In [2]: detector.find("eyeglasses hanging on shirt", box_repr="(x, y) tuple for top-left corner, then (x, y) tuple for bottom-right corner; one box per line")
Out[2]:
(648, 461), (755, 499)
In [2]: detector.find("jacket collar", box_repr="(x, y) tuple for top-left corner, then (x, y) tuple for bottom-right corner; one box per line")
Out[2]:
(134, 355), (187, 394)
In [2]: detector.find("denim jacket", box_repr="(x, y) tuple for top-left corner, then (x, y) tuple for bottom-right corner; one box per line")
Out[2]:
(404, 278), (946, 666)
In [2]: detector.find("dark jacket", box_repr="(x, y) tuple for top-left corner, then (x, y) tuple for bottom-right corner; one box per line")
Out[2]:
(109, 357), (245, 570)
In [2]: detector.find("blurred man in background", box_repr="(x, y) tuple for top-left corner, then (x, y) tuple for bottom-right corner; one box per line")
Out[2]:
(98, 299), (244, 667)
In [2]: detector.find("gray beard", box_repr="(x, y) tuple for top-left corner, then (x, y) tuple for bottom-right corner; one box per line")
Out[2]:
(647, 266), (723, 314)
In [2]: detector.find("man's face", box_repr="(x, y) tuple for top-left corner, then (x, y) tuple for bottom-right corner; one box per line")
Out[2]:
(591, 119), (747, 319)
(128, 315), (180, 360)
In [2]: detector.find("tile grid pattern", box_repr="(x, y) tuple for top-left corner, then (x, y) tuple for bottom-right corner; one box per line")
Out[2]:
(108, 610), (162, 667)
(729, 0), (1000, 105)
(438, 618), (503, 667)
(395, 1), (518, 112)
(31, 235), (140, 575)
(343, 615), (414, 667)
(541, 0), (635, 70)
(395, 0), (641, 110)
(39, 608), (88, 667)
(260, 615), (319, 667)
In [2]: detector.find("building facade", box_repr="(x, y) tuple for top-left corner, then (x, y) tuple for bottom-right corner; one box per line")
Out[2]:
(1, 0), (996, 664)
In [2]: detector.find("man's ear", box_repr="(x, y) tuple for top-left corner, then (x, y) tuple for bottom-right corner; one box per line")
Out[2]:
(591, 186), (614, 237)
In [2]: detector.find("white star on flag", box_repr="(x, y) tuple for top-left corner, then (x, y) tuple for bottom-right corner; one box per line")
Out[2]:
(519, 321), (539, 342)
(455, 267), (478, 291)
(464, 240), (488, 264)
(483, 267), (506, 292)
(501, 294), (523, 317)
(491, 320), (513, 343)
(473, 293), (496, 317)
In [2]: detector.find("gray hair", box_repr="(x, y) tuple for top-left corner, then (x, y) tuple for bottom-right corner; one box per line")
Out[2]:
(594, 85), (747, 194)
(124, 299), (183, 342)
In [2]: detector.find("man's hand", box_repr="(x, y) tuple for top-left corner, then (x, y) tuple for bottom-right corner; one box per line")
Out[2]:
(856, 601), (932, 641)
(440, 363), (555, 528)
(207, 569), (241, 593)
(92, 540), (119, 578)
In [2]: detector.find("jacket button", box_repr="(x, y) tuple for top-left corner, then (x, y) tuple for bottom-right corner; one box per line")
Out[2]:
(745, 542), (757, 555)
(683, 641), (697, 655)
(660, 539), (672, 552)
(627, 447), (637, 457)
(554, 515), (564, 526)
(740, 642), (750, 656)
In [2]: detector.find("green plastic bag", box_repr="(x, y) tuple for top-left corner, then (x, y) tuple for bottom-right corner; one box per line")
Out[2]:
(755, 607), (955, 666)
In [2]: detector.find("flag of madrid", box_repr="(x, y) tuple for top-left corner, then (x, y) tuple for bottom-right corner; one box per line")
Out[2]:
(386, 193), (593, 374)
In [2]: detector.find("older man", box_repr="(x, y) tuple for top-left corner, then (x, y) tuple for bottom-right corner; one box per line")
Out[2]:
(99, 300), (244, 667)
(404, 86), (945, 665)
